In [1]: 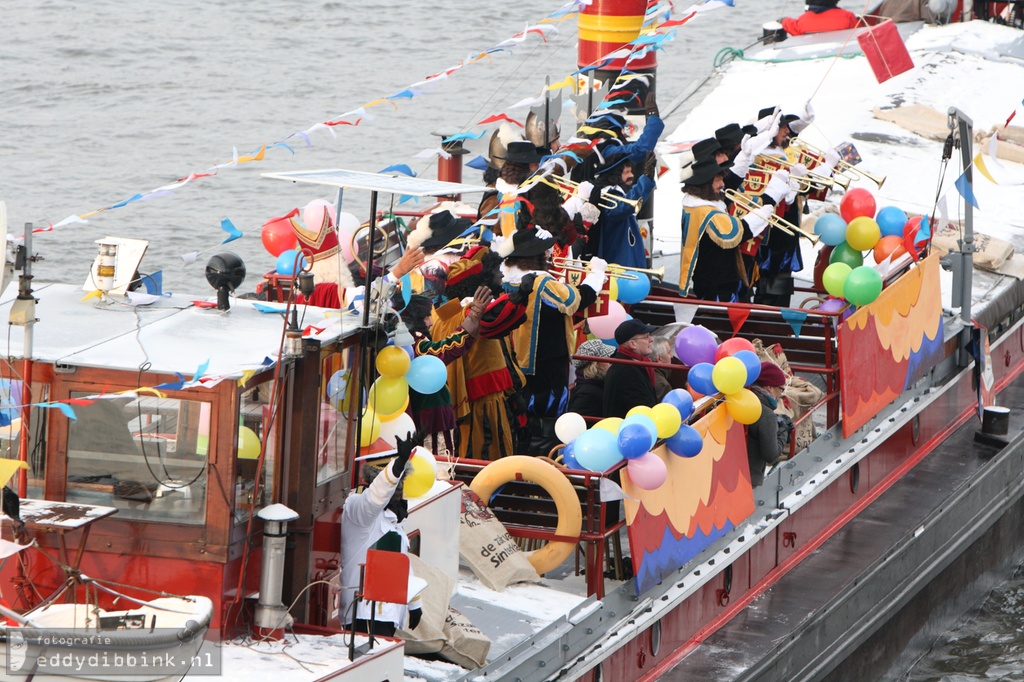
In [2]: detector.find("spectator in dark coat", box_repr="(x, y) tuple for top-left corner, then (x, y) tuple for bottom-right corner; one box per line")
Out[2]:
(603, 320), (658, 418)
(746, 361), (794, 486)
(568, 340), (615, 419)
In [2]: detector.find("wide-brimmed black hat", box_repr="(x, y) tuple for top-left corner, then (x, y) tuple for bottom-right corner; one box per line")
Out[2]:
(505, 141), (545, 164)
(757, 106), (800, 127)
(742, 123), (758, 138)
(420, 210), (474, 249)
(505, 227), (555, 259)
(714, 123), (744, 149)
(692, 137), (723, 162)
(684, 158), (731, 187)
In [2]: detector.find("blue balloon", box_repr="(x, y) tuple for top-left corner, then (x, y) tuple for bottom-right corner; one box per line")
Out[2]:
(326, 369), (348, 406)
(615, 273), (651, 305)
(733, 350), (761, 387)
(276, 249), (308, 276)
(617, 423), (652, 460)
(574, 428), (623, 472)
(561, 441), (580, 469)
(620, 414), (658, 449)
(876, 206), (908, 238)
(662, 388), (694, 421)
(600, 337), (618, 349)
(666, 424), (704, 458)
(406, 355), (447, 394)
(815, 213), (847, 247)
(687, 362), (717, 396)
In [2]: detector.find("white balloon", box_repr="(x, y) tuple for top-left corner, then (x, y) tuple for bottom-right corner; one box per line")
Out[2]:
(379, 413), (416, 447)
(336, 211), (360, 234)
(554, 412), (587, 444)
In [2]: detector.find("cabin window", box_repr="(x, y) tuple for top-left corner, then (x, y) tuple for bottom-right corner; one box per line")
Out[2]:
(317, 355), (352, 486)
(235, 382), (278, 523)
(0, 380), (47, 499)
(65, 394), (210, 524)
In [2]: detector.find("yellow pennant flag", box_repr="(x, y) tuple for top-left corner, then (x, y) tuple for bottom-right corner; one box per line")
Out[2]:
(238, 369), (257, 387)
(974, 152), (998, 185)
(546, 75), (575, 92)
(0, 458), (27, 488)
(578, 125), (614, 136)
(81, 290), (103, 301)
(237, 146), (267, 164)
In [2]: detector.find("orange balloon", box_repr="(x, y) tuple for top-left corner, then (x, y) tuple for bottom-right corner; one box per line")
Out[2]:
(873, 235), (903, 263)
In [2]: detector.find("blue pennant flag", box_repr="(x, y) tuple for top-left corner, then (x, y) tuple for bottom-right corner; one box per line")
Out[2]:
(220, 218), (243, 244)
(466, 155), (490, 171)
(955, 171), (979, 209)
(379, 164), (416, 177)
(154, 373), (186, 391)
(781, 308), (808, 337)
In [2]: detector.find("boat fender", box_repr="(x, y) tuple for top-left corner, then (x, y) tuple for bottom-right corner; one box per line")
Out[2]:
(470, 455), (583, 576)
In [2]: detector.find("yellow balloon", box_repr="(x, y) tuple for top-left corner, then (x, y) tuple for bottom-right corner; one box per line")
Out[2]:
(626, 405), (654, 419)
(650, 403), (682, 439)
(359, 408), (382, 447)
(376, 346), (411, 378)
(712, 356), (747, 395)
(725, 388), (762, 425)
(237, 426), (261, 459)
(368, 377), (409, 416)
(403, 454), (435, 499)
(376, 396), (410, 422)
(607, 278), (619, 302)
(594, 417), (623, 433)
(845, 216), (881, 252)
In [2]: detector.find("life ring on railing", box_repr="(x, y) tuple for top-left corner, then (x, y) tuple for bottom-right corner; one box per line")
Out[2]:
(469, 455), (583, 576)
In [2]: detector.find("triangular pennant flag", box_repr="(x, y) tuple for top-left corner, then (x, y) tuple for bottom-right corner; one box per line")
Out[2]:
(0, 459), (27, 488)
(379, 164), (416, 177)
(974, 152), (997, 185)
(780, 308), (808, 337)
(727, 307), (749, 336)
(220, 218), (243, 244)
(466, 155), (489, 171)
(955, 171), (980, 209)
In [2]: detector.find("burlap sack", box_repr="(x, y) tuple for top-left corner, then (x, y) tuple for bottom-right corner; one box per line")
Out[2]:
(459, 488), (539, 591)
(932, 222), (1014, 272)
(752, 340), (823, 456)
(438, 606), (491, 669)
(395, 554), (452, 654)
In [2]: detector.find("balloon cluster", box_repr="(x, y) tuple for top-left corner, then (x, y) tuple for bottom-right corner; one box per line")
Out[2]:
(553, 388), (700, 491)
(815, 189), (922, 308)
(261, 200), (362, 275)
(675, 327), (764, 425)
(326, 345), (450, 448)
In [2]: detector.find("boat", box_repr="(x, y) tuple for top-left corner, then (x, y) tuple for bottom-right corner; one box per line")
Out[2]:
(1, 3), (1023, 682)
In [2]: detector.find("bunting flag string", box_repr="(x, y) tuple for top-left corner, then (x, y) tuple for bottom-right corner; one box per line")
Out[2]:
(781, 308), (808, 337)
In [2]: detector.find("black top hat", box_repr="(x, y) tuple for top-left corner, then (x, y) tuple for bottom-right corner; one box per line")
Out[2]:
(692, 137), (723, 162)
(507, 227), (556, 259)
(505, 141), (545, 165)
(684, 158), (731, 187)
(421, 211), (474, 250)
(758, 106), (800, 127)
(714, 123), (744, 149)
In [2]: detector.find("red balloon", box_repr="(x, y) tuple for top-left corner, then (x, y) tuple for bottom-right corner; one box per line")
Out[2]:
(262, 215), (299, 257)
(840, 188), (877, 223)
(714, 337), (756, 363)
(904, 215), (925, 237)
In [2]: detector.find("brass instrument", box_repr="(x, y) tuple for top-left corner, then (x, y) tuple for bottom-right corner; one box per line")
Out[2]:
(790, 139), (886, 188)
(724, 189), (820, 245)
(350, 222), (392, 270)
(553, 257), (665, 282)
(537, 175), (643, 211)
(753, 156), (850, 192)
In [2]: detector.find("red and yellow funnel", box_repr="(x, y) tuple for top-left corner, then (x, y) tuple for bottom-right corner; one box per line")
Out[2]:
(578, 0), (657, 75)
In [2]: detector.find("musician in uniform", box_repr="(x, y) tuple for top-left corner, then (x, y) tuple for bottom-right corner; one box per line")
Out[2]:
(404, 209), (475, 305)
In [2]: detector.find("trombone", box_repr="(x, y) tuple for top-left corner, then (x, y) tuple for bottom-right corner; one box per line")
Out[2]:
(790, 139), (886, 188)
(753, 157), (851, 191)
(553, 257), (665, 282)
(724, 189), (820, 245)
(537, 175), (643, 211)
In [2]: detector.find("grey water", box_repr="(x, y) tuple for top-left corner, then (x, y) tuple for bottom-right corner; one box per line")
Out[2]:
(4, 1), (1019, 679)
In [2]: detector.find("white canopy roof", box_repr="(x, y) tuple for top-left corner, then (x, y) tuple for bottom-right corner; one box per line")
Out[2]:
(260, 168), (488, 196)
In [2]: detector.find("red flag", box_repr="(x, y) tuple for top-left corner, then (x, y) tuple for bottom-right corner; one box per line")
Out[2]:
(728, 308), (749, 337)
(478, 113), (523, 127)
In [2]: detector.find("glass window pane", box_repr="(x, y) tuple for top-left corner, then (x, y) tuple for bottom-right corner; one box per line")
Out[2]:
(235, 383), (277, 524)
(317, 354), (351, 486)
(66, 395), (209, 524)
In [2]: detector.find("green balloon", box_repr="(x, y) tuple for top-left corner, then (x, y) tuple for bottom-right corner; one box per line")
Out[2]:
(822, 262), (852, 298)
(829, 241), (864, 269)
(844, 266), (883, 306)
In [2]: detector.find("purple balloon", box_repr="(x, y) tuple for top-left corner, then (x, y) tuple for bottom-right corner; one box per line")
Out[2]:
(666, 424), (704, 457)
(818, 297), (846, 314)
(662, 388), (694, 421)
(617, 423), (652, 460)
(687, 362), (717, 396)
(733, 350), (761, 387)
(674, 326), (718, 367)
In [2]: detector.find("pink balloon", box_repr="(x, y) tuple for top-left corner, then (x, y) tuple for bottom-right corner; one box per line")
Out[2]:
(626, 451), (668, 490)
(303, 199), (333, 235)
(588, 300), (628, 339)
(337, 212), (360, 263)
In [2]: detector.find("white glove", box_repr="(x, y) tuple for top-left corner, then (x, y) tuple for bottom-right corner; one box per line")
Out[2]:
(790, 100), (814, 135)
(731, 129), (773, 176)
(822, 147), (841, 173)
(756, 107), (781, 134)
(788, 163), (808, 177)
(581, 202), (602, 226)
(743, 204), (775, 238)
(562, 195), (584, 220)
(763, 170), (791, 204)
(574, 180), (595, 202)
(581, 256), (607, 292)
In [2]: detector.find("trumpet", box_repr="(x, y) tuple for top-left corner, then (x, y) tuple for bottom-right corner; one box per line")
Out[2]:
(790, 139), (886, 189)
(753, 157), (851, 192)
(724, 189), (820, 245)
(553, 257), (665, 282)
(350, 223), (392, 270)
(537, 175), (643, 211)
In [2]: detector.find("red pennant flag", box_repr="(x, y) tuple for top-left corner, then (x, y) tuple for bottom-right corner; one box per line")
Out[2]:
(478, 113), (523, 127)
(903, 227), (921, 263)
(728, 308), (749, 337)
